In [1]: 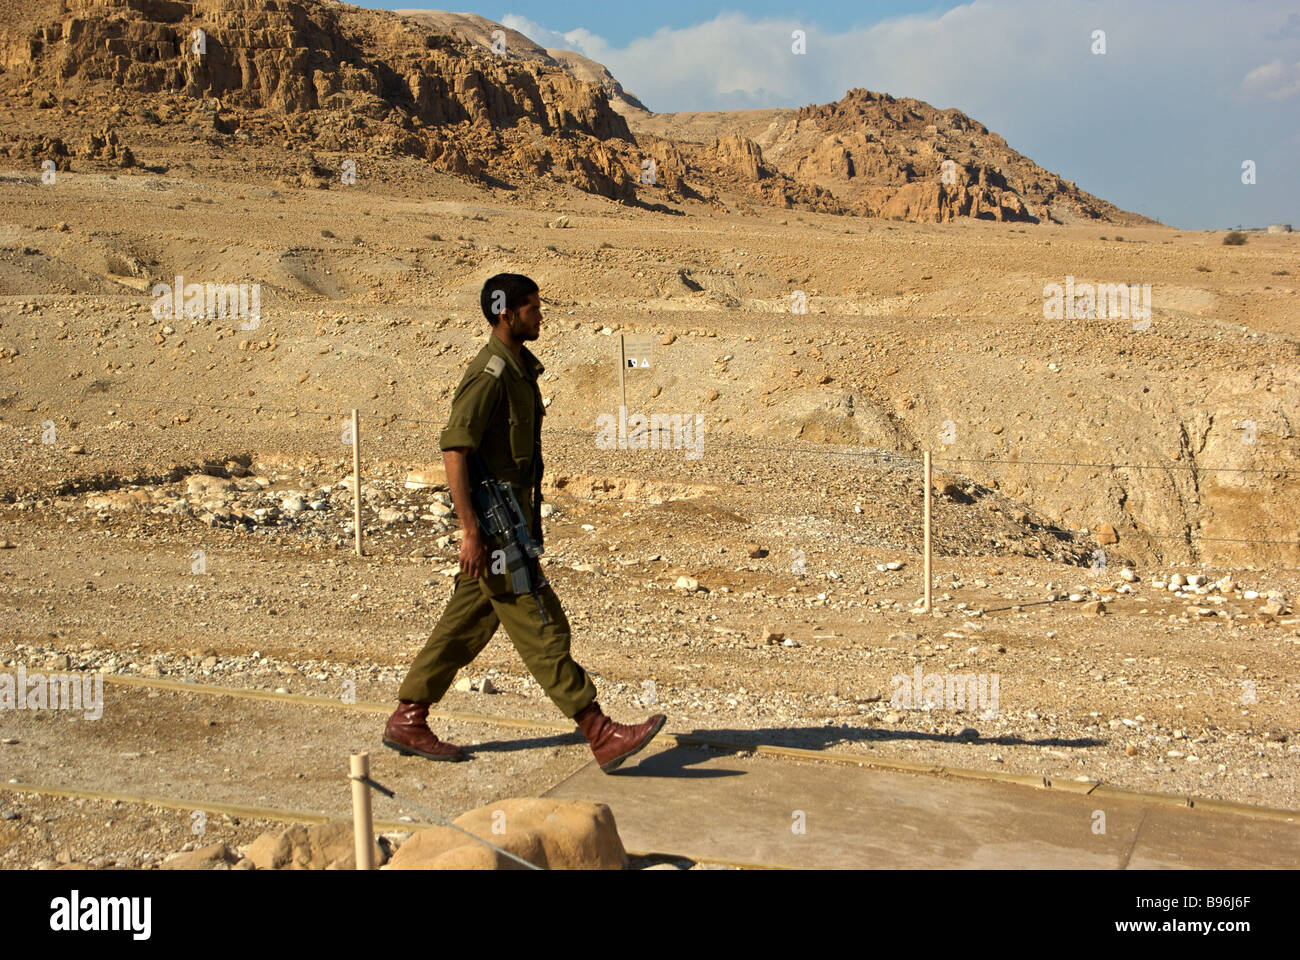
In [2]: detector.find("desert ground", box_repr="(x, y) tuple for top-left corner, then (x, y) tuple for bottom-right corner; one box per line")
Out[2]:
(1, 147), (1297, 868)
(0, 0), (1297, 868)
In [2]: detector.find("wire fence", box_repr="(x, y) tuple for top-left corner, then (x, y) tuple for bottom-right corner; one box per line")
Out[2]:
(22, 390), (1300, 474)
(8, 387), (1300, 564)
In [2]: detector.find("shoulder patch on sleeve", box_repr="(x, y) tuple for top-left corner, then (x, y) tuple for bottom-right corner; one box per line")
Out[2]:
(484, 355), (506, 378)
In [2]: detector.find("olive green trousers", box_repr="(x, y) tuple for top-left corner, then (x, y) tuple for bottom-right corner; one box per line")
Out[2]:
(396, 567), (597, 719)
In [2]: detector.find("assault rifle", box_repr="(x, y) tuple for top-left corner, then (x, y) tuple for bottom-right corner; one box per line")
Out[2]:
(469, 451), (549, 624)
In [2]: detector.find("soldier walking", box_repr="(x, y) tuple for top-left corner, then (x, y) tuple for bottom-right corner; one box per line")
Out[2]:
(383, 273), (666, 772)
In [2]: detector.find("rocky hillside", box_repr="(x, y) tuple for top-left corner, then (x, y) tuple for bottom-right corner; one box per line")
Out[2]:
(0, 0), (641, 199)
(771, 89), (1153, 224)
(393, 9), (651, 114)
(631, 89), (1155, 225)
(0, 1), (1151, 223)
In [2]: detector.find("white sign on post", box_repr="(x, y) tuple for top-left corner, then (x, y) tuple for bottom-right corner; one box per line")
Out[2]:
(624, 335), (654, 369)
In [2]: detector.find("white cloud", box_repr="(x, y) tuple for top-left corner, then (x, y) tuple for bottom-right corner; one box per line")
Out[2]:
(500, 1), (1298, 117)
(499, 14), (595, 55)
(1240, 59), (1300, 101)
(497, 0), (1299, 226)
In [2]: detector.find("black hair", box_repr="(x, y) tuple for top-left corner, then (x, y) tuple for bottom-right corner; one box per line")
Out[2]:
(481, 273), (539, 325)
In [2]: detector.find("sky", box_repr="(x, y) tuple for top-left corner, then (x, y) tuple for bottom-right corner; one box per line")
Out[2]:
(365, 1), (1300, 229)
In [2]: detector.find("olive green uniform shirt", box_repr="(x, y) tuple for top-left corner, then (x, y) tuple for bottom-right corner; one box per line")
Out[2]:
(439, 335), (546, 593)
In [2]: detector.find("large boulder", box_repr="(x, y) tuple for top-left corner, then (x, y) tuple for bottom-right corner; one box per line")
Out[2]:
(389, 798), (626, 870)
(242, 821), (386, 871)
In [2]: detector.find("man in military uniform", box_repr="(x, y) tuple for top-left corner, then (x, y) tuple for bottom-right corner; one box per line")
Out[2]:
(383, 273), (667, 773)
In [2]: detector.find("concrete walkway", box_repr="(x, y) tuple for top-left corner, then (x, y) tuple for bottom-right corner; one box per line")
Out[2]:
(544, 741), (1300, 869)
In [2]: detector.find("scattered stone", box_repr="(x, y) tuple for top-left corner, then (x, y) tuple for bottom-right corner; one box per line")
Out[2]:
(161, 842), (238, 870)
(453, 677), (474, 693)
(378, 507), (406, 526)
(480, 677), (496, 694)
(1120, 568), (1137, 582)
(761, 628), (784, 645)
(1080, 600), (1106, 616)
(782, 637), (800, 648)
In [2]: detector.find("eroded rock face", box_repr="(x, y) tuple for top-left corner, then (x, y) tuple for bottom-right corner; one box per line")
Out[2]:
(711, 134), (770, 182)
(1, 0), (640, 200)
(7, 0), (627, 135)
(700, 134), (843, 213)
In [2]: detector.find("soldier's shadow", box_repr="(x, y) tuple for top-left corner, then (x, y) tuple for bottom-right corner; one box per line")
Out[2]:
(464, 725), (1103, 778)
(465, 730), (741, 778)
(670, 724), (1105, 751)
(606, 724), (1106, 779)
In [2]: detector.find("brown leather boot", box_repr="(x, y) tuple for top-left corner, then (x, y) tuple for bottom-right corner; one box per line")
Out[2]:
(382, 700), (467, 762)
(573, 700), (667, 773)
